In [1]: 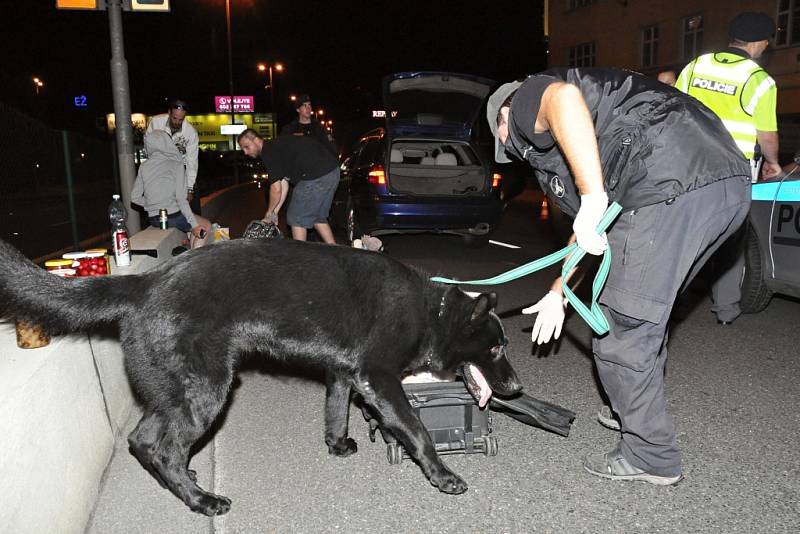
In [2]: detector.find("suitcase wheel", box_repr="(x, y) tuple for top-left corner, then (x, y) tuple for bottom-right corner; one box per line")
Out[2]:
(481, 436), (498, 456)
(387, 442), (403, 465)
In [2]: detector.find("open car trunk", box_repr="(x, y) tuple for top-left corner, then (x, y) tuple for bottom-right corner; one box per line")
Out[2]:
(388, 139), (488, 197)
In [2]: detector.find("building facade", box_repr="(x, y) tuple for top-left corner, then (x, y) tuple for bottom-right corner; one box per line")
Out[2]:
(546, 0), (800, 153)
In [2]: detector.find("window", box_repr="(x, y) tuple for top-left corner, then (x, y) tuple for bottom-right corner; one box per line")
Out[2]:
(569, 42), (596, 67)
(642, 25), (659, 68)
(682, 14), (704, 60)
(776, 0), (800, 46)
(358, 136), (383, 168)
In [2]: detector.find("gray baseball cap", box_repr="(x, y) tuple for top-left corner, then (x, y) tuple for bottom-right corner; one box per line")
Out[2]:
(486, 80), (523, 163)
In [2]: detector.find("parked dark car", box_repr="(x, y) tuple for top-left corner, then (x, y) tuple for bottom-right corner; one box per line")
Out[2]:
(741, 150), (800, 312)
(337, 72), (504, 246)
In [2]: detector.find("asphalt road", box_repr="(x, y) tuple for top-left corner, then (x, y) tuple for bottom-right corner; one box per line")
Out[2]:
(88, 189), (800, 534)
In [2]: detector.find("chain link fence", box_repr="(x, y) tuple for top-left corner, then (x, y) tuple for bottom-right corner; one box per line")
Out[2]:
(0, 103), (116, 260)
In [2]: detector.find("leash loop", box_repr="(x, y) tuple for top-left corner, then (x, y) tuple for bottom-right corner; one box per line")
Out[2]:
(430, 202), (623, 335)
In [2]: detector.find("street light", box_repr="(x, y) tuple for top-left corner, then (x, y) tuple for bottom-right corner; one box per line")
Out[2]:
(32, 77), (44, 95)
(257, 62), (284, 138)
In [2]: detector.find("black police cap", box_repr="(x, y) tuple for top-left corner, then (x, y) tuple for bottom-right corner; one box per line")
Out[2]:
(729, 12), (775, 42)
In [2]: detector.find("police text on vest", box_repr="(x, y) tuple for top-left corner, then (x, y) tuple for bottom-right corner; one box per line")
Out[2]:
(691, 77), (737, 95)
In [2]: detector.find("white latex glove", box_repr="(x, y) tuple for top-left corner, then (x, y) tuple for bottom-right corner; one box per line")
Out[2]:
(522, 291), (568, 345)
(263, 212), (279, 224)
(573, 191), (609, 255)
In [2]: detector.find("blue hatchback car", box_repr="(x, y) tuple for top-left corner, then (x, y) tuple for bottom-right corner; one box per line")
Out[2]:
(340, 72), (504, 246)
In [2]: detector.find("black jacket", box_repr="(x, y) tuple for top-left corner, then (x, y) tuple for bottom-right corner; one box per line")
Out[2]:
(505, 68), (751, 216)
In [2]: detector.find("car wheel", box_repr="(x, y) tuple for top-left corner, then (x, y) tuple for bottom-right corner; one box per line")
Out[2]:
(740, 224), (773, 314)
(346, 197), (362, 244)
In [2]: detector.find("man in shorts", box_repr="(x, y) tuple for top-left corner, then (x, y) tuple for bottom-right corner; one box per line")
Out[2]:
(238, 129), (339, 244)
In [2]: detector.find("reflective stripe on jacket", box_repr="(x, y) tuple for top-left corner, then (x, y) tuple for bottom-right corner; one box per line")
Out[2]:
(676, 52), (776, 159)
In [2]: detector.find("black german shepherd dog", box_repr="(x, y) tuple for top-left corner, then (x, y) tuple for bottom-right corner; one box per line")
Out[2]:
(0, 238), (522, 516)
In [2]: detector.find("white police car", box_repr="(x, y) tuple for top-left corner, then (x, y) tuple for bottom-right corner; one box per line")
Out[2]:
(741, 151), (800, 312)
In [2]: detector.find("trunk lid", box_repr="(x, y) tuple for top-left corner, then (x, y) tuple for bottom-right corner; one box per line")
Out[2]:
(383, 72), (495, 140)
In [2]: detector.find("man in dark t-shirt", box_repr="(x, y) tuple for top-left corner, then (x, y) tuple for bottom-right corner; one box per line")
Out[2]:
(487, 69), (751, 486)
(280, 94), (337, 157)
(238, 129), (339, 244)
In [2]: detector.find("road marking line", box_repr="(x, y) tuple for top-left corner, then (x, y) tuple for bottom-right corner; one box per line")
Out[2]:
(489, 239), (520, 249)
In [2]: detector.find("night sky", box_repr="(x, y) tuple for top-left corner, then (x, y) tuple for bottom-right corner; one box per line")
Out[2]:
(2, 1), (546, 143)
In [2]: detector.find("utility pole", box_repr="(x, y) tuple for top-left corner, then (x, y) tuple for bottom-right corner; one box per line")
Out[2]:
(107, 0), (140, 230)
(225, 0), (239, 184)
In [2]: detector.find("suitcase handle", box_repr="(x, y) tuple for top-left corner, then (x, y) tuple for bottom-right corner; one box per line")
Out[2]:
(406, 392), (475, 407)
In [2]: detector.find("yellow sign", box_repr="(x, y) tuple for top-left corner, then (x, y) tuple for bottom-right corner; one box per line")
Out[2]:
(106, 112), (276, 147)
(56, 0), (103, 9)
(183, 113), (275, 143)
(105, 113), (148, 131)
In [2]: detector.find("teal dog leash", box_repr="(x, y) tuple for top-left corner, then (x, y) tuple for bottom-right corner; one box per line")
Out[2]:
(431, 202), (623, 336)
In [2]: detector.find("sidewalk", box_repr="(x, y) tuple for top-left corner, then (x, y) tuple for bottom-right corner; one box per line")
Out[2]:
(86, 193), (799, 533)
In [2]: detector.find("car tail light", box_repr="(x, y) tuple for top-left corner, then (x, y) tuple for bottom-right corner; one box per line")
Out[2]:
(492, 173), (502, 188)
(368, 165), (386, 185)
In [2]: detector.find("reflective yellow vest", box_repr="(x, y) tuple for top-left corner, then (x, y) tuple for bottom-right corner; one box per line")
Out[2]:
(676, 52), (777, 160)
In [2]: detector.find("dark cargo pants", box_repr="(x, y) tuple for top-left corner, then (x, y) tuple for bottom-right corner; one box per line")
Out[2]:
(710, 226), (747, 322)
(594, 177), (750, 477)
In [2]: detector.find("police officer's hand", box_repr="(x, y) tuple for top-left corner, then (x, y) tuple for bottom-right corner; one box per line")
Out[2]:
(573, 191), (609, 255)
(523, 291), (568, 345)
(761, 161), (783, 180)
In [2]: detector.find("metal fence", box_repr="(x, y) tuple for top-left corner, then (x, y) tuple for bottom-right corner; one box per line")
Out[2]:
(0, 103), (116, 260)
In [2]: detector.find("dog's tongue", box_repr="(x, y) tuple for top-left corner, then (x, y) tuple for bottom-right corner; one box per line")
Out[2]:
(464, 364), (492, 408)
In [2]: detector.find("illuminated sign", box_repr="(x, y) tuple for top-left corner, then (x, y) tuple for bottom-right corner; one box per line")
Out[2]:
(372, 110), (398, 118)
(176, 114), (273, 142)
(215, 96), (255, 113)
(56, 0), (104, 9)
(220, 124), (247, 136)
(107, 113), (276, 142)
(106, 113), (148, 131)
(74, 95), (88, 108)
(128, 0), (170, 11)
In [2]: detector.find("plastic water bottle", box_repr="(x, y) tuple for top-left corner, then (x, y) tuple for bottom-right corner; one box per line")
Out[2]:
(108, 194), (131, 267)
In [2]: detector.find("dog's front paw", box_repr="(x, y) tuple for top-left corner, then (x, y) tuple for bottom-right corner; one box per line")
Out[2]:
(189, 492), (232, 516)
(327, 437), (358, 457)
(431, 470), (468, 495)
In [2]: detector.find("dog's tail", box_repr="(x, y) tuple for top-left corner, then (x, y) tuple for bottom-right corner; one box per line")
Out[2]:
(0, 239), (143, 333)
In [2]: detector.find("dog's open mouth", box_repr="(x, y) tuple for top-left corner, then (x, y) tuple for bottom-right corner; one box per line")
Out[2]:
(462, 364), (492, 408)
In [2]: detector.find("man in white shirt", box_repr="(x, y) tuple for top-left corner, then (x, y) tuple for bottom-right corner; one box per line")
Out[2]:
(146, 99), (199, 207)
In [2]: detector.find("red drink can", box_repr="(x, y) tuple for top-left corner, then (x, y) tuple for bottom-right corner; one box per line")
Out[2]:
(113, 229), (131, 267)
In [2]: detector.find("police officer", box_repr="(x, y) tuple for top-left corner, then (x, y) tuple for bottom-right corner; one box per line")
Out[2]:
(677, 12), (780, 181)
(676, 12), (780, 326)
(488, 68), (751, 485)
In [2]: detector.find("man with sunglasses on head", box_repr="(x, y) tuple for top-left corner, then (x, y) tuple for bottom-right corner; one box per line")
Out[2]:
(146, 98), (200, 212)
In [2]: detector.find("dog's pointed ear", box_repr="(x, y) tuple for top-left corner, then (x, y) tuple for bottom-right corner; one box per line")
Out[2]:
(470, 292), (497, 324)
